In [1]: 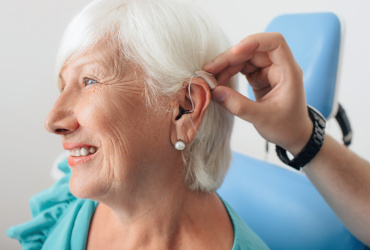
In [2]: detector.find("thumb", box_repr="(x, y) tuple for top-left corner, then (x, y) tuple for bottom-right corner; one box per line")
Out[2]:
(211, 86), (261, 123)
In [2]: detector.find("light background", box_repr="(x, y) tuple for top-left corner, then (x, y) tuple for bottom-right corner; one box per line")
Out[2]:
(1, 0), (369, 249)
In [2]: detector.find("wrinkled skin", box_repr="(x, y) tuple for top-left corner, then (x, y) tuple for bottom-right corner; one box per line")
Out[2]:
(44, 44), (234, 249)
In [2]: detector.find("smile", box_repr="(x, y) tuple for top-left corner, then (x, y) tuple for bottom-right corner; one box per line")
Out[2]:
(69, 146), (97, 157)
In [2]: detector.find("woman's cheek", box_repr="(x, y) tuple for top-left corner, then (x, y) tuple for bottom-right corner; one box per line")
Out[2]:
(85, 86), (148, 149)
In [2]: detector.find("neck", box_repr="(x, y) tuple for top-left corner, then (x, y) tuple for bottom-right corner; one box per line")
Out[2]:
(90, 185), (220, 249)
(88, 155), (207, 247)
(87, 156), (233, 249)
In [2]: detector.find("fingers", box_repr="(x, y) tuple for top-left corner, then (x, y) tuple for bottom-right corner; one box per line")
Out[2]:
(232, 32), (286, 54)
(211, 86), (261, 123)
(232, 32), (295, 67)
(203, 32), (310, 152)
(203, 32), (294, 75)
(203, 47), (255, 75)
(241, 61), (259, 75)
(215, 63), (246, 86)
(215, 52), (272, 86)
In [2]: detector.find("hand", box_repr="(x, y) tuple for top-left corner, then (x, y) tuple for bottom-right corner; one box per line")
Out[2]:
(203, 32), (312, 156)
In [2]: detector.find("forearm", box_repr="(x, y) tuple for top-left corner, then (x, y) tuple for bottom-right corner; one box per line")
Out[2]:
(303, 134), (370, 246)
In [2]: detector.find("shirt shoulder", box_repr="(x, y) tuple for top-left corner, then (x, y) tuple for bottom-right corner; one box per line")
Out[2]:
(221, 196), (270, 250)
(7, 158), (96, 250)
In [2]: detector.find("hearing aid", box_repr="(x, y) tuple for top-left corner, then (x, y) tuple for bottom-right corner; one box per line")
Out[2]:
(194, 71), (217, 90)
(175, 107), (191, 120)
(175, 71), (218, 120)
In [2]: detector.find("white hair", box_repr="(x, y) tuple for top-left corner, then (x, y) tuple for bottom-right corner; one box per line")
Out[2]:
(56, 0), (236, 192)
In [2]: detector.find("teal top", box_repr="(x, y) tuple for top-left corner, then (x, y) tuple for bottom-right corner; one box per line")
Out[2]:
(7, 158), (268, 250)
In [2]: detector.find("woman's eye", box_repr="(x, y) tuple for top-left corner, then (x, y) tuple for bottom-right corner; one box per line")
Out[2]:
(83, 78), (100, 86)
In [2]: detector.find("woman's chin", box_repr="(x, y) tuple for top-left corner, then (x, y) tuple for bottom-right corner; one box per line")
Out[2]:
(69, 175), (106, 200)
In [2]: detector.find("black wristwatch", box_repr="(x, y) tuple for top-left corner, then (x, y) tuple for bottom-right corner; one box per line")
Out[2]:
(276, 105), (326, 170)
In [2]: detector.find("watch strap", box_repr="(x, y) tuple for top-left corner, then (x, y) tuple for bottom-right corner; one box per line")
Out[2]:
(276, 105), (326, 170)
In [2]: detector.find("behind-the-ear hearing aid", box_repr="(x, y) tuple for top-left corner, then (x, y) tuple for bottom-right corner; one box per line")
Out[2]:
(175, 71), (218, 120)
(194, 71), (217, 90)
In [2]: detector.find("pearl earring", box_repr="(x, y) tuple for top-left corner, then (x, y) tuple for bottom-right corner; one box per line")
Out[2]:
(175, 140), (185, 150)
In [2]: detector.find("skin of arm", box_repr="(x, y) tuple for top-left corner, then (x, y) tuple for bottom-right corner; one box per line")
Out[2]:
(304, 135), (370, 246)
(203, 32), (370, 246)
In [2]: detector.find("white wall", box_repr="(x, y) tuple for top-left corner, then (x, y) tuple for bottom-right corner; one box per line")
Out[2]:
(1, 0), (369, 249)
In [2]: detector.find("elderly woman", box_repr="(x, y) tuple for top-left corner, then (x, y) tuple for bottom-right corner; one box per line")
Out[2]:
(7, 0), (268, 249)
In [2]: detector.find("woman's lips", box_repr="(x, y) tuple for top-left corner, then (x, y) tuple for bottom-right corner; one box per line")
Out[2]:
(68, 152), (97, 167)
(63, 143), (98, 167)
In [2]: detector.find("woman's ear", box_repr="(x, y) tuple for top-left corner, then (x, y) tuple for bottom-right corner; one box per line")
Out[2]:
(170, 78), (211, 147)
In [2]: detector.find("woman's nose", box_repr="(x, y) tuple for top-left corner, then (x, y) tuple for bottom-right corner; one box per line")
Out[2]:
(44, 93), (79, 135)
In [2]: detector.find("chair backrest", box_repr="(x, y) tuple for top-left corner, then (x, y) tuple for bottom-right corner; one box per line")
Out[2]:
(218, 152), (365, 249)
(219, 13), (365, 249)
(248, 12), (341, 119)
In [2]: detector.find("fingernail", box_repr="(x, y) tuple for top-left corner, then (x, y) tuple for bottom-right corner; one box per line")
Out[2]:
(203, 63), (212, 71)
(212, 89), (226, 103)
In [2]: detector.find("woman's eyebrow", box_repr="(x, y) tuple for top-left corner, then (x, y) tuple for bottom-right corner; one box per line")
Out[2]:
(57, 58), (113, 91)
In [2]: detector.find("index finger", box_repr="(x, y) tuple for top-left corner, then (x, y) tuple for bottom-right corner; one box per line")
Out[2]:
(203, 32), (294, 74)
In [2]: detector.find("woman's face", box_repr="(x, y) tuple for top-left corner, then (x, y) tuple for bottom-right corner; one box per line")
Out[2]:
(45, 45), (180, 200)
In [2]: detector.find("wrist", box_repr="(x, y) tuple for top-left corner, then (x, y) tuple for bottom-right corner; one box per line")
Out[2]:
(287, 118), (314, 156)
(276, 106), (326, 170)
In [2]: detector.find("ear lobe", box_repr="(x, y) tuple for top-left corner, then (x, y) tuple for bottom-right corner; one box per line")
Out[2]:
(170, 79), (211, 147)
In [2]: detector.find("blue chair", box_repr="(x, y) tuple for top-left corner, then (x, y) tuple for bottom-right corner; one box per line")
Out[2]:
(218, 13), (365, 249)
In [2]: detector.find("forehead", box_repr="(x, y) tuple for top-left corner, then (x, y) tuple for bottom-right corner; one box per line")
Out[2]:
(58, 41), (132, 84)
(62, 41), (119, 72)
(61, 56), (105, 77)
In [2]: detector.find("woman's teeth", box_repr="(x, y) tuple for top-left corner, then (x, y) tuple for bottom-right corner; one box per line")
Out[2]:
(69, 146), (97, 157)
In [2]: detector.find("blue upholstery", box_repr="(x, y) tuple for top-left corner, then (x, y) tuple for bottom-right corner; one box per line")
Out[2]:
(219, 13), (366, 249)
(218, 152), (364, 249)
(248, 13), (341, 119)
